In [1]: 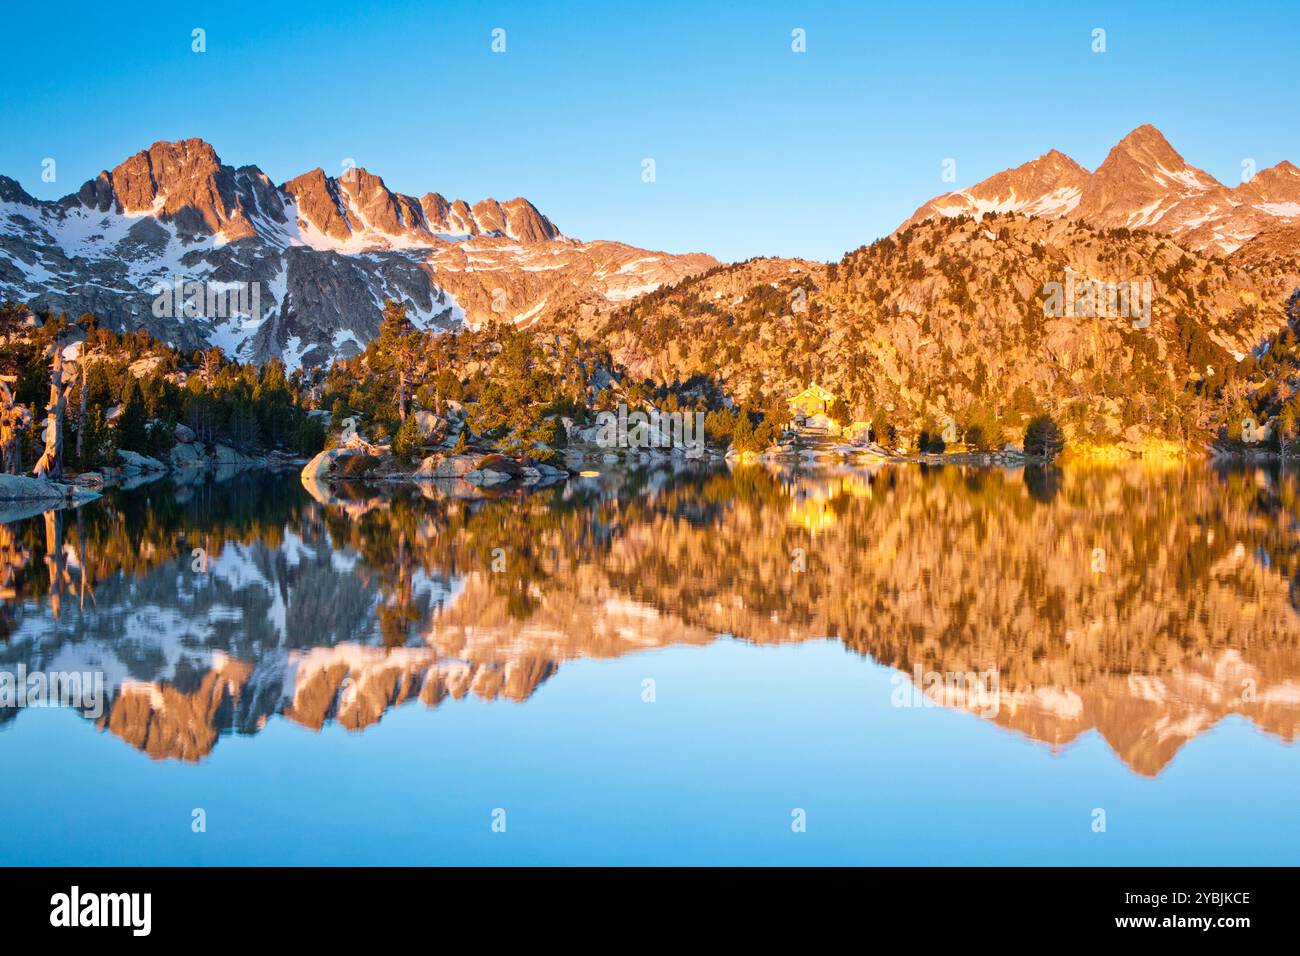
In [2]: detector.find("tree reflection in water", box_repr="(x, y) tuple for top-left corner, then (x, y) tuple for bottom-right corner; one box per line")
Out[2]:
(0, 461), (1298, 775)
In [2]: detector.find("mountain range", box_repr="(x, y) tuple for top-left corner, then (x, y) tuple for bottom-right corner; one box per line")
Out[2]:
(546, 125), (1300, 448)
(569, 210), (1300, 449)
(0, 138), (714, 367)
(1, 126), (1298, 380)
(903, 124), (1300, 255)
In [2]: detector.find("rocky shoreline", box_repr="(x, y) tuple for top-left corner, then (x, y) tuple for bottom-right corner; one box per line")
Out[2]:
(301, 445), (571, 496)
(56, 423), (307, 493)
(295, 434), (1201, 500)
(6, 432), (1279, 523)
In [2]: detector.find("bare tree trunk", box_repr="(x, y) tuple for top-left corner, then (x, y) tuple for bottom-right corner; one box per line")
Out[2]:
(43, 509), (67, 620)
(33, 349), (70, 480)
(0, 521), (29, 603)
(77, 506), (95, 611)
(76, 355), (88, 463)
(0, 383), (32, 474)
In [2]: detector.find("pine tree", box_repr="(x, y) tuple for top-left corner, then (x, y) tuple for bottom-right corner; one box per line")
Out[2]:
(392, 413), (423, 465)
(116, 376), (149, 453)
(377, 300), (421, 423)
(1024, 415), (1065, 461)
(732, 410), (757, 452)
(79, 406), (111, 469)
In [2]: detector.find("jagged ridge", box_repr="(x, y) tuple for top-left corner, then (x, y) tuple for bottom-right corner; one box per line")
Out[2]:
(904, 125), (1300, 254)
(0, 139), (716, 368)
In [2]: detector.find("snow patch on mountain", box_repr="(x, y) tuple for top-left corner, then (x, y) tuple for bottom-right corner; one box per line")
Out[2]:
(1, 140), (714, 365)
(901, 125), (1300, 255)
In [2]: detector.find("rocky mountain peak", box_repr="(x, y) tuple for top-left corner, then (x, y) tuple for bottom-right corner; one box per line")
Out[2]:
(418, 191), (452, 230)
(1072, 125), (1229, 230)
(0, 174), (34, 205)
(1031, 148), (1088, 176)
(474, 197), (560, 243)
(904, 125), (1300, 253)
(100, 138), (262, 240)
(1091, 124), (1218, 193)
(1002, 148), (1092, 197)
(278, 163), (560, 246)
(1244, 160), (1300, 203)
(280, 167), (350, 241)
(1109, 123), (1183, 162)
(903, 147), (1090, 226)
(335, 166), (428, 238)
(0, 138), (713, 368)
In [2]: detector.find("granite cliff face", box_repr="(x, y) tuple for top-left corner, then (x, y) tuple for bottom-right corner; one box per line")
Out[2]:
(0, 139), (714, 367)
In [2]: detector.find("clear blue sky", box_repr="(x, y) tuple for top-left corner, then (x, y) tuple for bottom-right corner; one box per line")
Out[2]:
(1, 0), (1297, 262)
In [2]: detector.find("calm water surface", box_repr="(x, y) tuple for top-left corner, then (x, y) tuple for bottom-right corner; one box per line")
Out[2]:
(1, 462), (1297, 865)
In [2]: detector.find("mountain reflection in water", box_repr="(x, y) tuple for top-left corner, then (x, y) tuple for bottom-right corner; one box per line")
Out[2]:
(2, 462), (1298, 776)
